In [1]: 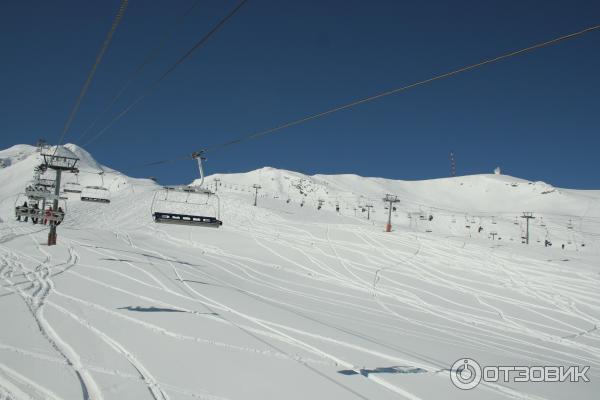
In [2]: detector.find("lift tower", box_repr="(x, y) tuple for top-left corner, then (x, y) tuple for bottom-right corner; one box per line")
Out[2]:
(521, 212), (535, 244)
(383, 194), (400, 232)
(365, 204), (373, 220)
(252, 184), (261, 206)
(42, 146), (79, 246)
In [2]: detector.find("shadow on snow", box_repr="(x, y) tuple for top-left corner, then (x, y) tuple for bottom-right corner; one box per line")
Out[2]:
(338, 366), (427, 377)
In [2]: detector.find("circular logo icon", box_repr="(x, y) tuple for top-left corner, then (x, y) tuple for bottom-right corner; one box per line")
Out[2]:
(450, 358), (482, 390)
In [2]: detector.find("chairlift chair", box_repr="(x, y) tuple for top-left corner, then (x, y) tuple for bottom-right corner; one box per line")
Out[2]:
(64, 173), (82, 193)
(81, 171), (110, 203)
(15, 204), (63, 224)
(151, 151), (222, 227)
(15, 193), (67, 224)
(81, 186), (110, 203)
(25, 184), (51, 200)
(20, 182), (60, 221)
(64, 182), (83, 193)
(151, 186), (222, 227)
(37, 178), (56, 188)
(425, 215), (433, 232)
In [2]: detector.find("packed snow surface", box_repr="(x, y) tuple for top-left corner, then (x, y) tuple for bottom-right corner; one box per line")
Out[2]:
(0, 144), (599, 400)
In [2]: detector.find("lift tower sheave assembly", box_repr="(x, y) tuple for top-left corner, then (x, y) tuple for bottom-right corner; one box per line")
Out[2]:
(42, 146), (79, 246)
(383, 194), (400, 232)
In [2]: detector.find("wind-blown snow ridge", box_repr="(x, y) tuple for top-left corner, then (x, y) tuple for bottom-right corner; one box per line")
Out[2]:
(0, 144), (599, 400)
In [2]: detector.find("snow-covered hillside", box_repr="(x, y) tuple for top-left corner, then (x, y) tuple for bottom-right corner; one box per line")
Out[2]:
(0, 144), (599, 400)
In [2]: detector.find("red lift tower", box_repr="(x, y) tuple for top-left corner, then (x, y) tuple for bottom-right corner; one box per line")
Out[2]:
(383, 194), (400, 232)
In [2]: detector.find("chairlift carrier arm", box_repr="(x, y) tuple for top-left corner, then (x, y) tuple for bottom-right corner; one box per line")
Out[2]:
(191, 151), (206, 187)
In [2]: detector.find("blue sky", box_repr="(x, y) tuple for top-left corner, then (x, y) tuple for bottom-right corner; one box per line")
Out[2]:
(1, 0), (598, 188)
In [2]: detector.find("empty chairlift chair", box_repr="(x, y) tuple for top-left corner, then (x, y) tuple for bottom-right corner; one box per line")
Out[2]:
(64, 173), (82, 193)
(81, 171), (110, 203)
(151, 187), (222, 227)
(81, 186), (110, 203)
(64, 182), (82, 193)
(151, 150), (222, 228)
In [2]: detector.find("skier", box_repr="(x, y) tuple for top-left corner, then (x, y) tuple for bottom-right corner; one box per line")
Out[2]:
(17, 201), (27, 221)
(561, 244), (565, 250)
(55, 207), (64, 226)
(44, 206), (53, 225)
(478, 226), (483, 233)
(18, 201), (29, 222)
(31, 204), (39, 224)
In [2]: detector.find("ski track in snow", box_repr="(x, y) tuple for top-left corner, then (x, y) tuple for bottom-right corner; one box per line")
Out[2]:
(0, 228), (103, 400)
(2, 216), (598, 399)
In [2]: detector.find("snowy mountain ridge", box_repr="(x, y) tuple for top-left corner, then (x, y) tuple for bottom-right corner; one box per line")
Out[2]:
(1, 143), (594, 216)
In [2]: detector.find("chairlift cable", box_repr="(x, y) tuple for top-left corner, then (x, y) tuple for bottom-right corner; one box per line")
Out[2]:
(128, 24), (600, 170)
(81, 0), (249, 148)
(199, 23), (600, 155)
(76, 0), (203, 144)
(53, 0), (129, 156)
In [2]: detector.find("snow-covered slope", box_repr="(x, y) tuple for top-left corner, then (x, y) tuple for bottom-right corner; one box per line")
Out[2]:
(0, 144), (599, 400)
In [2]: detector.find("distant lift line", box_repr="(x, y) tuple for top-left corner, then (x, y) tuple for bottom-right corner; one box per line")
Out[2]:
(141, 23), (600, 169)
